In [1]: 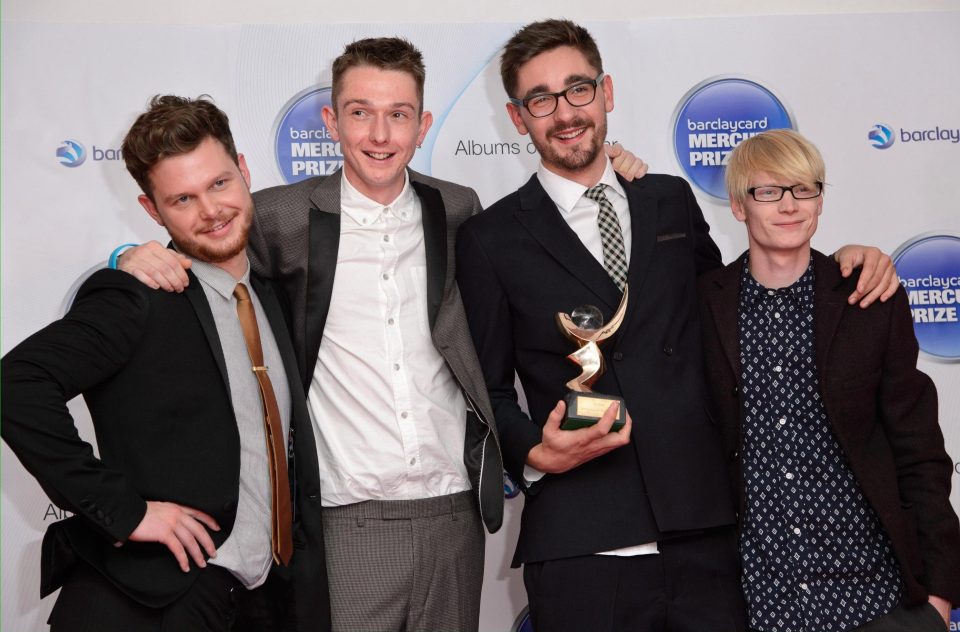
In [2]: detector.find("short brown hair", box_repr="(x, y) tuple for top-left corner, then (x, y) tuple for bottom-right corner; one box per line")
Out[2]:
(122, 95), (238, 201)
(500, 19), (604, 98)
(331, 37), (426, 112)
(726, 129), (826, 203)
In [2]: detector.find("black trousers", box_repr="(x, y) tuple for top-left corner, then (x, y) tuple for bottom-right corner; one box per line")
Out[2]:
(523, 527), (747, 632)
(48, 562), (241, 632)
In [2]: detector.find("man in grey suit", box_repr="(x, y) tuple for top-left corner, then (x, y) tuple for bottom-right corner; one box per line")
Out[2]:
(118, 37), (648, 632)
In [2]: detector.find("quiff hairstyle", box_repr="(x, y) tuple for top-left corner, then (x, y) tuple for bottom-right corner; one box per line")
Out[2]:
(500, 19), (604, 99)
(122, 95), (238, 202)
(726, 129), (826, 204)
(331, 37), (426, 113)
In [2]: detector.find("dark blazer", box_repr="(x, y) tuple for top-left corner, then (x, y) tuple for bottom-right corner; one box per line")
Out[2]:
(698, 249), (960, 606)
(456, 172), (735, 565)
(247, 169), (504, 532)
(1, 268), (331, 630)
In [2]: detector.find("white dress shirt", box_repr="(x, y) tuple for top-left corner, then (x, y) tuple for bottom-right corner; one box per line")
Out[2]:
(306, 172), (470, 507)
(530, 159), (658, 557)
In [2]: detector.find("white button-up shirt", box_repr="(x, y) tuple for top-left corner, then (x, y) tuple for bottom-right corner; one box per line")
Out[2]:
(307, 172), (470, 506)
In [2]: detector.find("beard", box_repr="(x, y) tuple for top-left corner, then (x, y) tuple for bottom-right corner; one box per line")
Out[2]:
(172, 204), (252, 265)
(530, 115), (607, 173)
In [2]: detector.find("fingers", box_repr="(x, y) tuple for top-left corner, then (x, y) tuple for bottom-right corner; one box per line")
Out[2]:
(182, 509), (220, 558)
(606, 144), (649, 182)
(118, 241), (190, 292)
(850, 251), (895, 307)
(593, 401), (620, 434)
(544, 400), (565, 432)
(158, 529), (191, 573)
(604, 142), (624, 159)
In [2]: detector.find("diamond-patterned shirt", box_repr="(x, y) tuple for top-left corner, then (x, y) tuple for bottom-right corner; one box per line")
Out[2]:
(737, 258), (902, 632)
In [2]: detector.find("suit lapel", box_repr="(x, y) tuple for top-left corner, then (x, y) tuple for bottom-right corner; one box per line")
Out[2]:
(620, 175), (659, 327)
(704, 255), (748, 378)
(303, 174), (342, 388)
(812, 250), (848, 386)
(412, 180), (446, 330)
(183, 270), (230, 390)
(515, 174), (621, 310)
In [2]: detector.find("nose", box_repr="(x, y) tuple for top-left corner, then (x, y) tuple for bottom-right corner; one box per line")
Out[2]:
(370, 114), (389, 144)
(197, 195), (219, 219)
(778, 189), (800, 212)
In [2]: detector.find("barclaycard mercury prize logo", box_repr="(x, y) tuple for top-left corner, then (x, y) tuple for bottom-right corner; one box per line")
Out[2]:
(56, 139), (87, 167)
(672, 76), (795, 199)
(893, 233), (960, 361)
(868, 124), (895, 149)
(274, 86), (343, 184)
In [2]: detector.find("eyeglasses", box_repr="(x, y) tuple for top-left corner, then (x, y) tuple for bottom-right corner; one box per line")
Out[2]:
(746, 182), (823, 202)
(509, 73), (605, 118)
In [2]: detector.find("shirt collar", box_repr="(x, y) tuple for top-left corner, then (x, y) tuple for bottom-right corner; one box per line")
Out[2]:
(340, 169), (414, 225)
(536, 158), (626, 214)
(189, 255), (252, 301)
(739, 254), (815, 312)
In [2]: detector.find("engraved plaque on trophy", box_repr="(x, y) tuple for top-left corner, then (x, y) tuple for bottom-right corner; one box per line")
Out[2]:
(554, 286), (628, 431)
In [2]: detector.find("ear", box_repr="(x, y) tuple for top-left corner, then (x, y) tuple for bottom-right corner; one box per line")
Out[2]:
(138, 194), (164, 227)
(237, 153), (251, 189)
(730, 195), (747, 223)
(321, 104), (340, 142)
(417, 110), (434, 146)
(506, 102), (528, 136)
(601, 73), (614, 113)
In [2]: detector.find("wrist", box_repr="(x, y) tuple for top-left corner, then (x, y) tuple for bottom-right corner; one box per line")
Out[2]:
(108, 243), (139, 270)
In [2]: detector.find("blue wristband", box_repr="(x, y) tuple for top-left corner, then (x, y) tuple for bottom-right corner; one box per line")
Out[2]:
(108, 243), (139, 270)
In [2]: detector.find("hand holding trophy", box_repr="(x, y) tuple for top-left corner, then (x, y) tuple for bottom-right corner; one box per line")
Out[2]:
(555, 286), (629, 431)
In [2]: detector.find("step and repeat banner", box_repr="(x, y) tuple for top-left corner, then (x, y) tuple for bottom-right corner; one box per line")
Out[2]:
(3, 12), (959, 632)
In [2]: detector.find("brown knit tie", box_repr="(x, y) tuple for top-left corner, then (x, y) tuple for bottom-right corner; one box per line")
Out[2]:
(233, 283), (293, 566)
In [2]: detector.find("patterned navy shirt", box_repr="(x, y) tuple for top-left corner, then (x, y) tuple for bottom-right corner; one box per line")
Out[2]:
(737, 258), (902, 632)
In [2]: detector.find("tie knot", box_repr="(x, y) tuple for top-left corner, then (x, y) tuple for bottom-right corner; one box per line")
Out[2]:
(584, 184), (608, 203)
(233, 283), (250, 302)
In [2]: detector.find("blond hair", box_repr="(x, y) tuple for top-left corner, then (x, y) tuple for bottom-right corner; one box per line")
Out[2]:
(726, 129), (825, 203)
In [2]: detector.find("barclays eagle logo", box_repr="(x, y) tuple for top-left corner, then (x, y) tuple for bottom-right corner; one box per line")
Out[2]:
(56, 139), (87, 167)
(868, 124), (895, 150)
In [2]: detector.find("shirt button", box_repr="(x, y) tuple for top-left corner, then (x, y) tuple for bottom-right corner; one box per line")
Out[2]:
(799, 582), (809, 592)
(773, 366), (782, 373)
(388, 318), (395, 325)
(393, 363), (400, 371)
(793, 527), (801, 535)
(767, 290), (775, 296)
(774, 312), (781, 319)
(401, 412), (408, 419)
(662, 345), (673, 356)
(785, 473), (795, 480)
(383, 274), (389, 280)
(383, 235), (390, 242)
(409, 457), (416, 465)
(778, 417), (786, 426)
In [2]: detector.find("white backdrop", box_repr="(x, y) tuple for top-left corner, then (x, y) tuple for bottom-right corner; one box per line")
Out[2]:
(3, 9), (959, 632)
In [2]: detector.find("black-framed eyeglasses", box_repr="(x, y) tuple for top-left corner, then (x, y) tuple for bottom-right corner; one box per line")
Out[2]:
(509, 73), (605, 118)
(747, 182), (823, 202)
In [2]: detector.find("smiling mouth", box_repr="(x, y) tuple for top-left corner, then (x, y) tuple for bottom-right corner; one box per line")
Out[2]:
(553, 127), (587, 142)
(202, 216), (234, 234)
(364, 151), (394, 161)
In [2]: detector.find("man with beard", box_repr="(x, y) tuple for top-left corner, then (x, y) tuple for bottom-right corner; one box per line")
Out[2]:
(455, 19), (900, 632)
(1, 95), (329, 632)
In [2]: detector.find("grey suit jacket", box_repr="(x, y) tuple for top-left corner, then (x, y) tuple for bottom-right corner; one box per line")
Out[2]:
(246, 168), (504, 533)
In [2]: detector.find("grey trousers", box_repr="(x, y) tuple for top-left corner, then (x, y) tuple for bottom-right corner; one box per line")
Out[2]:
(321, 491), (484, 632)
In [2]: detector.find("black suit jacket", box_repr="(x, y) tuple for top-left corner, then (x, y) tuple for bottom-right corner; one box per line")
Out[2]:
(457, 172), (735, 565)
(1, 268), (331, 629)
(698, 249), (960, 606)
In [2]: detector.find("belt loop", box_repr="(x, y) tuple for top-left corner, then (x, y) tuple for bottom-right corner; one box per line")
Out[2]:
(356, 516), (365, 528)
(450, 495), (458, 521)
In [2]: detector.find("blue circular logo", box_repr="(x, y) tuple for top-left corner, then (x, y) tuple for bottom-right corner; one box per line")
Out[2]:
(510, 607), (533, 632)
(868, 123), (895, 150)
(56, 139), (86, 168)
(672, 77), (795, 199)
(504, 471), (521, 499)
(273, 86), (343, 184)
(893, 233), (960, 361)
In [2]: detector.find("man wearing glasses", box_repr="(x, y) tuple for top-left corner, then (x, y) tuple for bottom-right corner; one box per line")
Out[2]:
(456, 19), (899, 632)
(699, 129), (959, 632)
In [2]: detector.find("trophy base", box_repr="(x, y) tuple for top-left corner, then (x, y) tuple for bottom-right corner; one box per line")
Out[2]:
(562, 392), (626, 431)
